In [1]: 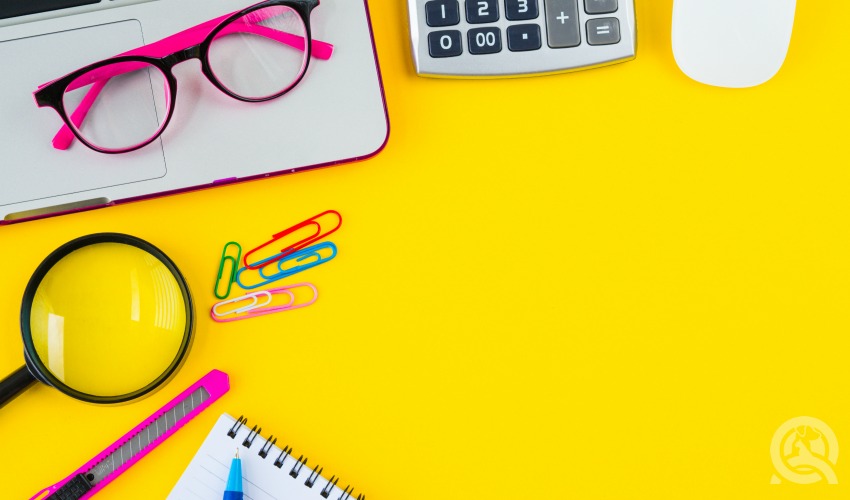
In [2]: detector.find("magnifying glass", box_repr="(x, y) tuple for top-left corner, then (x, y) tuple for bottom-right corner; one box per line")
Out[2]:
(0, 233), (193, 408)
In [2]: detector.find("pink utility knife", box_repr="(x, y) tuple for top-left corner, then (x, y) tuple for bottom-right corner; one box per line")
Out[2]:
(30, 369), (230, 500)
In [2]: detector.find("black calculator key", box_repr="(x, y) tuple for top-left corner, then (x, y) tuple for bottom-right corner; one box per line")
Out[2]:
(425, 0), (460, 27)
(428, 30), (464, 57)
(468, 27), (502, 54)
(505, 0), (539, 20)
(466, 0), (499, 24)
(506, 24), (542, 51)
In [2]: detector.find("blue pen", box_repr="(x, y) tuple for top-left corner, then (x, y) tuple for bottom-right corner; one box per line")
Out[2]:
(223, 449), (243, 500)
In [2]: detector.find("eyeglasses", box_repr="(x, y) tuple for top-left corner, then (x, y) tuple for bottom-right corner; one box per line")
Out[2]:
(32, 0), (333, 154)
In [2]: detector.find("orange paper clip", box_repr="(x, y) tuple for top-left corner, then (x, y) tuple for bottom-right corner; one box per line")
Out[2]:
(243, 210), (342, 270)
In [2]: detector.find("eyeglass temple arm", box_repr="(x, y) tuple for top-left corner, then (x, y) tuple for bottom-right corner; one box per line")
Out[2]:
(50, 14), (333, 150)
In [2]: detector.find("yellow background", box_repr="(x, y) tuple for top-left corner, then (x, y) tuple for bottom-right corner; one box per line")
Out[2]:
(1, 0), (849, 498)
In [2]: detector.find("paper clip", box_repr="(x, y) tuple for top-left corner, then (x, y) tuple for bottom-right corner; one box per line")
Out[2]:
(236, 241), (337, 290)
(214, 241), (242, 299)
(211, 290), (279, 317)
(243, 210), (342, 270)
(210, 283), (318, 322)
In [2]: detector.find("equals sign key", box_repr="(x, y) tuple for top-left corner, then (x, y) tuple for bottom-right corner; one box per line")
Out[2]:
(587, 18), (620, 45)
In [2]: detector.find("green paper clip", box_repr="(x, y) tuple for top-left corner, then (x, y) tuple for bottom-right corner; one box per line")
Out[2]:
(214, 241), (242, 299)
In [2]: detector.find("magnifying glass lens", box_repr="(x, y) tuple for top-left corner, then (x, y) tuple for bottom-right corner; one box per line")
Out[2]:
(27, 243), (188, 398)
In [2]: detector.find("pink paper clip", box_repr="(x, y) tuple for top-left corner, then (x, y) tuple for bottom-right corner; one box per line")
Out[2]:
(243, 210), (342, 270)
(210, 283), (318, 322)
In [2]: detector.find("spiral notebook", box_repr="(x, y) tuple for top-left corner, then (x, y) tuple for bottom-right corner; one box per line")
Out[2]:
(168, 413), (364, 500)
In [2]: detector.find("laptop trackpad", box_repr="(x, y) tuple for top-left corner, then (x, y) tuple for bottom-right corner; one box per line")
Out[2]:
(0, 20), (166, 207)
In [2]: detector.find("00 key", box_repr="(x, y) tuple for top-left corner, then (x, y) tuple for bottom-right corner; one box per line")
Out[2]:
(468, 27), (501, 54)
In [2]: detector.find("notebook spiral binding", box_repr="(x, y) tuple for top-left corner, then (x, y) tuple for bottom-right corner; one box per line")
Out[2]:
(227, 415), (365, 500)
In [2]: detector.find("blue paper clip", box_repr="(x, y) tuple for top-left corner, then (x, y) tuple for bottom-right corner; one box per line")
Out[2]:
(214, 241), (242, 299)
(235, 241), (337, 290)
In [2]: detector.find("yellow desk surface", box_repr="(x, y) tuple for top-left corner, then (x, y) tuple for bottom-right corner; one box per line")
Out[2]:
(2, 1), (849, 498)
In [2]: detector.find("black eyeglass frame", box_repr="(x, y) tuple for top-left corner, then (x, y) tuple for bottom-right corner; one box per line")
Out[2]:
(33, 0), (320, 154)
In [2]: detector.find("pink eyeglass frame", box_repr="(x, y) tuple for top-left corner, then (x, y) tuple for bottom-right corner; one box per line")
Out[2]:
(32, 0), (333, 154)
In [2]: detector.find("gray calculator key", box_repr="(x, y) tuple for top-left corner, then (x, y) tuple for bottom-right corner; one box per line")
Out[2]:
(466, 0), (499, 23)
(584, 0), (617, 15)
(544, 0), (580, 48)
(505, 0), (539, 20)
(468, 27), (502, 54)
(426, 0), (460, 27)
(507, 24), (542, 51)
(586, 18), (620, 45)
(428, 30), (464, 57)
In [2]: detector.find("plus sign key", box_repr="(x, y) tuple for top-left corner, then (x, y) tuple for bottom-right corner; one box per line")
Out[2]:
(544, 0), (580, 48)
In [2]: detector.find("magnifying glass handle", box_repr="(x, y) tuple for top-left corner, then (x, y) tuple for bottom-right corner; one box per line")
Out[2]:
(0, 366), (36, 409)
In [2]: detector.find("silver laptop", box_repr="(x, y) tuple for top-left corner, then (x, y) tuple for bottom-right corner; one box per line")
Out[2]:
(0, 0), (388, 223)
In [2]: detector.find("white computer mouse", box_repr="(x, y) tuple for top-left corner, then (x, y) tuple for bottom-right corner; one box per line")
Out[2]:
(672, 0), (796, 88)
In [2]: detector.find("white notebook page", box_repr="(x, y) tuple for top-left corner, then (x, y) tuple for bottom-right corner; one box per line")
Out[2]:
(168, 413), (359, 500)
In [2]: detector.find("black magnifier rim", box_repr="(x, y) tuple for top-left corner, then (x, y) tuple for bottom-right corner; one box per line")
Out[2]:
(19, 233), (194, 404)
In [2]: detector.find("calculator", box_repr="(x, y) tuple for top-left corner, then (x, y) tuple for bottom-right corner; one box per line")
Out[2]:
(406, 0), (636, 78)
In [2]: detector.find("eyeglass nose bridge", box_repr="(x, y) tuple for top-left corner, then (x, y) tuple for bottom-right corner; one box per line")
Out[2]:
(162, 44), (203, 68)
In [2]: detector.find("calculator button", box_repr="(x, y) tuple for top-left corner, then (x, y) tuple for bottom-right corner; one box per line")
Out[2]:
(428, 30), (464, 57)
(586, 18), (620, 45)
(468, 27), (502, 54)
(466, 0), (499, 24)
(426, 0), (460, 27)
(584, 0), (617, 15)
(505, 0), (539, 20)
(506, 24), (542, 51)
(544, 0), (580, 48)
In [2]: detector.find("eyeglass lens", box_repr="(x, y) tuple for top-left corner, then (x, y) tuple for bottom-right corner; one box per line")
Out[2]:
(60, 4), (309, 152)
(208, 5), (309, 99)
(62, 62), (169, 152)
